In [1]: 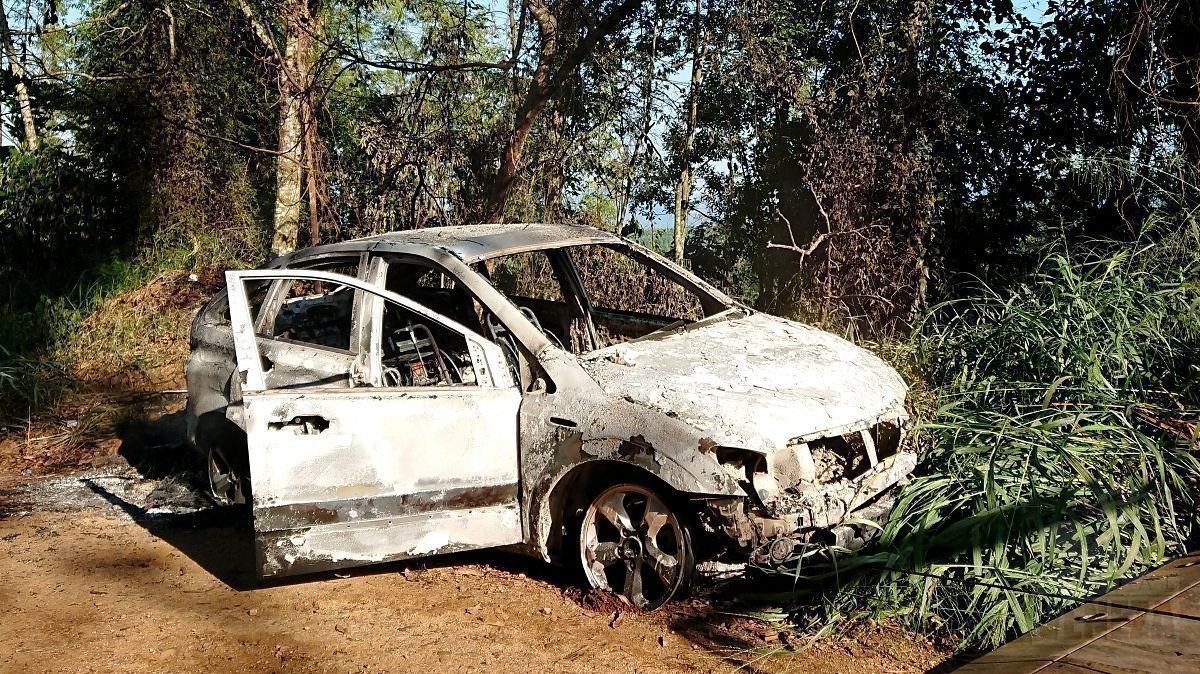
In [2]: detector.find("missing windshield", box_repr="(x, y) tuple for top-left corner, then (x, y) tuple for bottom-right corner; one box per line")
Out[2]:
(569, 245), (707, 348)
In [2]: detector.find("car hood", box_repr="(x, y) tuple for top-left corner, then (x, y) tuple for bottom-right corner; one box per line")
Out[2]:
(577, 311), (908, 454)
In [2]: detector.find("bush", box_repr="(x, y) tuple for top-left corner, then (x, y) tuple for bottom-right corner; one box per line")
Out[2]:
(779, 225), (1200, 650)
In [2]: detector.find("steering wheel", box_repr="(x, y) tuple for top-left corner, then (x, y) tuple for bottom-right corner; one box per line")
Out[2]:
(517, 307), (566, 351)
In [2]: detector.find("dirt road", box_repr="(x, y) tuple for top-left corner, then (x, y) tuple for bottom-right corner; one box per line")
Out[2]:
(0, 461), (951, 674)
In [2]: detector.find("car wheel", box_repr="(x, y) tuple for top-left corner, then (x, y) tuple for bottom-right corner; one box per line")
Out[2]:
(579, 483), (694, 610)
(207, 446), (249, 506)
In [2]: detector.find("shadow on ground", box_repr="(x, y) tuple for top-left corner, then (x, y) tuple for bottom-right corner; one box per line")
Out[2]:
(97, 408), (956, 673)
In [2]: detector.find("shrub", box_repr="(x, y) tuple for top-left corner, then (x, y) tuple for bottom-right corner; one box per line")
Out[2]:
(779, 225), (1200, 650)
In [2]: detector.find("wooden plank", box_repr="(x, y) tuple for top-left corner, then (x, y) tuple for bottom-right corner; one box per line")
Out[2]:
(1061, 611), (1200, 673)
(956, 556), (1200, 673)
(1151, 578), (1200, 617)
(1038, 664), (1108, 674)
(964, 602), (1141, 666)
(1097, 555), (1200, 611)
(952, 659), (1057, 674)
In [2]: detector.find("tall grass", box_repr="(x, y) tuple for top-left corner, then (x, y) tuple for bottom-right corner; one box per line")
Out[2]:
(0, 231), (246, 427)
(779, 223), (1200, 649)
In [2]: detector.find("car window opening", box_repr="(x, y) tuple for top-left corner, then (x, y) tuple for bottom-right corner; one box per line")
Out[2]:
(567, 245), (710, 349)
(477, 251), (579, 352)
(379, 298), (477, 387)
(271, 279), (355, 351)
(383, 258), (549, 391)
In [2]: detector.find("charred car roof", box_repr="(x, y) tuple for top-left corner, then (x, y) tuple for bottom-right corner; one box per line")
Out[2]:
(270, 223), (621, 267)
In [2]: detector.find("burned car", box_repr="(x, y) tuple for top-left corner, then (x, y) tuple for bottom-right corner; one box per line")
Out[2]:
(185, 223), (915, 609)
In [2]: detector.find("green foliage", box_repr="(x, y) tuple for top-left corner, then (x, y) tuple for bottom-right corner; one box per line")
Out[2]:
(0, 208), (232, 425)
(1, 0), (1198, 653)
(0, 146), (129, 298)
(779, 220), (1200, 650)
(924, 235), (1200, 406)
(0, 255), (149, 423)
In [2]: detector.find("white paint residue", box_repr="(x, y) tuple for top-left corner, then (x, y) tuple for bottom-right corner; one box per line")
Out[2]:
(580, 312), (908, 453)
(406, 530), (451, 556)
(500, 508), (519, 529)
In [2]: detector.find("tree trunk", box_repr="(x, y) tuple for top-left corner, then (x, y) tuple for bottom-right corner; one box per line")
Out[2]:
(672, 166), (692, 262)
(616, 19), (658, 234)
(483, 0), (559, 224)
(304, 102), (320, 246)
(482, 0), (644, 224)
(270, 0), (310, 256)
(0, 0), (38, 151)
(543, 85), (570, 221)
(672, 0), (706, 263)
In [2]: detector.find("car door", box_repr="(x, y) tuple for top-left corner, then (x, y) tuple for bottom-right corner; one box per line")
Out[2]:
(226, 269), (522, 579)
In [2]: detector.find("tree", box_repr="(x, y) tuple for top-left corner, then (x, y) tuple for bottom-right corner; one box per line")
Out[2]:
(481, 0), (645, 223)
(239, 0), (320, 256)
(670, 0), (705, 262)
(0, 0), (38, 151)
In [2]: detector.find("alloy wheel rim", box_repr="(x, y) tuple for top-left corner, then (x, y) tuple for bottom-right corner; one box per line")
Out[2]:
(580, 484), (685, 609)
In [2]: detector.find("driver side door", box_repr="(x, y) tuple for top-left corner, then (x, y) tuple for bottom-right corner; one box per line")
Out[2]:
(227, 269), (523, 578)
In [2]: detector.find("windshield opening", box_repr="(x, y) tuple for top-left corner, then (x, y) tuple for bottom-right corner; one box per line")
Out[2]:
(567, 244), (726, 350)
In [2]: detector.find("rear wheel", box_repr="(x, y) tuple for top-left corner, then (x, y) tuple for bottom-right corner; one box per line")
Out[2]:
(207, 446), (249, 506)
(578, 483), (694, 609)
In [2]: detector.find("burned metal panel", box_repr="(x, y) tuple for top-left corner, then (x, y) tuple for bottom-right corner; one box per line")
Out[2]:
(253, 483), (519, 531)
(578, 311), (909, 455)
(259, 504), (521, 577)
(267, 223), (619, 269)
(515, 378), (747, 562)
(243, 386), (522, 577)
(183, 322), (237, 446)
(358, 223), (621, 264)
(245, 388), (519, 506)
(258, 340), (356, 390)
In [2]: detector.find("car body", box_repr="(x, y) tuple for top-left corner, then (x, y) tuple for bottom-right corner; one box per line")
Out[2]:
(185, 223), (916, 608)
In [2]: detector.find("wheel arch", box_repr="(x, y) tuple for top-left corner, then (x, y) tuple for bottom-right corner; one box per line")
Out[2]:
(537, 458), (690, 564)
(193, 410), (249, 470)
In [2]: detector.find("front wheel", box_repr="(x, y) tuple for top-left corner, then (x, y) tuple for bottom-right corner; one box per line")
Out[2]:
(579, 483), (694, 610)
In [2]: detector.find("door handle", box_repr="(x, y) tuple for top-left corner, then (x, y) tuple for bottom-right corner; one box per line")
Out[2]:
(268, 415), (330, 435)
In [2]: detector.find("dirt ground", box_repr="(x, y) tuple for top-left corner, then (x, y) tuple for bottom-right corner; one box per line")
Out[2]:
(0, 393), (955, 674)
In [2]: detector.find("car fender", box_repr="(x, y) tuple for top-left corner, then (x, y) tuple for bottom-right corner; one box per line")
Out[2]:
(521, 395), (743, 562)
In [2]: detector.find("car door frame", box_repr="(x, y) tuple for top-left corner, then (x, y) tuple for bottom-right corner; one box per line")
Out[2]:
(226, 269), (522, 578)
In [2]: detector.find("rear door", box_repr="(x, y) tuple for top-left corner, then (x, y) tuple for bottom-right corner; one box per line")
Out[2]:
(227, 269), (522, 578)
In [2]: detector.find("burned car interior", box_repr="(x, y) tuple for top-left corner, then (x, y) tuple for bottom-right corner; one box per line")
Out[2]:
(380, 296), (477, 387)
(185, 224), (915, 610)
(472, 243), (725, 354)
(567, 244), (709, 346)
(269, 280), (355, 351)
(378, 242), (728, 360)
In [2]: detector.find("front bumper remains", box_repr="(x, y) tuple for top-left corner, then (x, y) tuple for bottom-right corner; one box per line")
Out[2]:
(698, 448), (918, 568)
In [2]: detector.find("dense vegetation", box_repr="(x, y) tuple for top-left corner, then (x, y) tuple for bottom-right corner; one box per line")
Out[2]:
(786, 201), (1200, 647)
(1, 0), (1197, 650)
